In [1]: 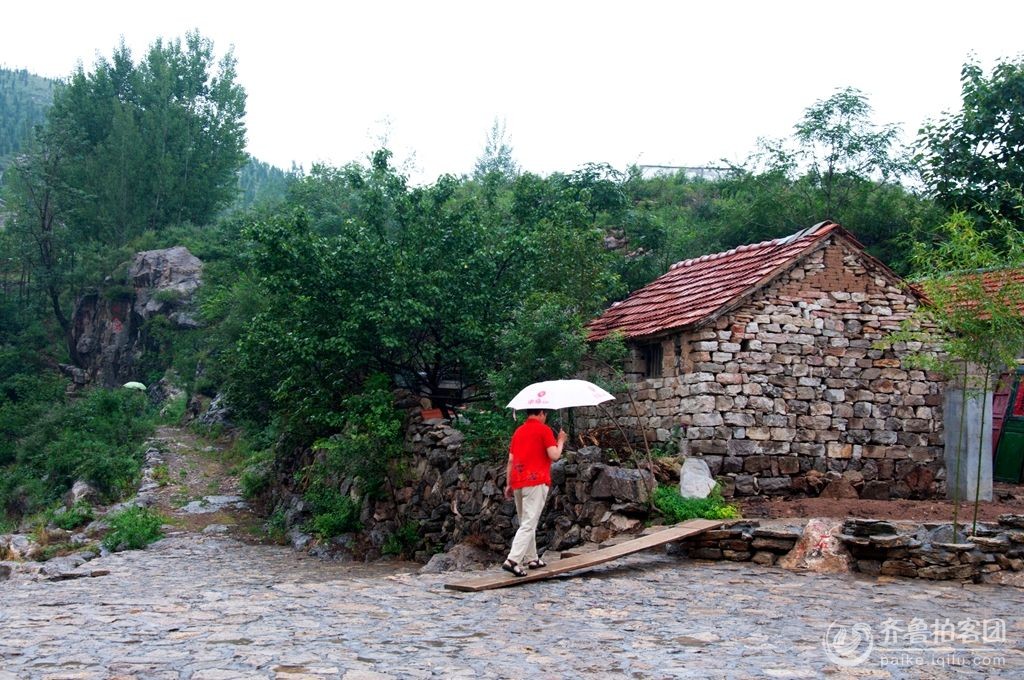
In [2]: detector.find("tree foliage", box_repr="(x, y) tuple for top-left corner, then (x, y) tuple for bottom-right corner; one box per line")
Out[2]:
(2, 32), (246, 350)
(919, 57), (1024, 223)
(222, 152), (627, 437)
(623, 88), (938, 275)
(44, 32), (247, 236)
(0, 68), (57, 169)
(886, 209), (1024, 535)
(473, 117), (519, 182)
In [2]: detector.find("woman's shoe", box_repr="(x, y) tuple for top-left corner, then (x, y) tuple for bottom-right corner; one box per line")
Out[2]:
(501, 559), (526, 577)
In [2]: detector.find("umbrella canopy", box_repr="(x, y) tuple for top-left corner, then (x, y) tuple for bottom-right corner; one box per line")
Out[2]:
(122, 381), (147, 391)
(506, 379), (615, 411)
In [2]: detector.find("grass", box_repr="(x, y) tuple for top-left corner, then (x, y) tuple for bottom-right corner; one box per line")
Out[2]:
(159, 394), (188, 424)
(652, 484), (741, 523)
(152, 464), (170, 486)
(259, 508), (288, 544)
(1, 386), (154, 525)
(102, 506), (165, 551)
(48, 502), (94, 530)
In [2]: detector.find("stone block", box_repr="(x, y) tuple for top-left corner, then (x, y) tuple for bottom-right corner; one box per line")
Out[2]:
(826, 442), (853, 459)
(743, 455), (772, 473)
(727, 439), (761, 456)
(777, 457), (800, 475)
(770, 428), (797, 442)
(758, 477), (792, 494)
(724, 412), (755, 427)
(722, 549), (752, 561)
(860, 481), (891, 500)
(691, 412), (724, 427)
(747, 427), (771, 441)
(751, 537), (797, 552)
(733, 475), (758, 495)
(589, 466), (654, 504)
(690, 547), (723, 560)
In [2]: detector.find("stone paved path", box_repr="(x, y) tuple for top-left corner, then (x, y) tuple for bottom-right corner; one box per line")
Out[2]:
(2, 533), (1023, 679)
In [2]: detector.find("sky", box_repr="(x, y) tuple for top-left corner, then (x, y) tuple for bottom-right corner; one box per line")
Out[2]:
(3, 1), (1024, 184)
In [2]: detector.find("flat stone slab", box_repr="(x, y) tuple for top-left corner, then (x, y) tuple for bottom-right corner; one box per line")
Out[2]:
(180, 495), (248, 514)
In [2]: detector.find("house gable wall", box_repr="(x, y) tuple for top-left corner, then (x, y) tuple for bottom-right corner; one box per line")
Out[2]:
(582, 236), (946, 499)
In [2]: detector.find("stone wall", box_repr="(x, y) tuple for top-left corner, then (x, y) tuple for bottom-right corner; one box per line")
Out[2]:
(277, 409), (660, 561)
(675, 516), (1024, 584)
(580, 237), (947, 499)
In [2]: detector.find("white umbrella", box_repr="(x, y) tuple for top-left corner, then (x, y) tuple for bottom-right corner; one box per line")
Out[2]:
(122, 381), (147, 391)
(506, 379), (615, 411)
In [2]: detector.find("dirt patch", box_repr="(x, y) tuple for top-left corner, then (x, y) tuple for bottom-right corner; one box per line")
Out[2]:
(148, 425), (268, 542)
(740, 483), (1024, 523)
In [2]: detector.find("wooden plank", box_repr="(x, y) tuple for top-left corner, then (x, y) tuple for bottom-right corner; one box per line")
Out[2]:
(444, 518), (722, 592)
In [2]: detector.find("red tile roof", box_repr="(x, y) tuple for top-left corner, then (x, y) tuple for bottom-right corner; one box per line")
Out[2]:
(913, 268), (1024, 317)
(587, 221), (859, 341)
(978, 270), (1024, 314)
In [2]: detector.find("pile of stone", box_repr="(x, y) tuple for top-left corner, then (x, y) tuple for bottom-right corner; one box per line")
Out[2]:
(837, 516), (1024, 582)
(675, 521), (803, 565)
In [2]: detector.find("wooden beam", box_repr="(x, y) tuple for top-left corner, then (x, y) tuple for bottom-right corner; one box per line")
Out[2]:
(444, 518), (722, 592)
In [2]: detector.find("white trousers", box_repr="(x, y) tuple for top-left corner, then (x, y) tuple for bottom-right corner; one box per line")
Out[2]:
(507, 484), (550, 565)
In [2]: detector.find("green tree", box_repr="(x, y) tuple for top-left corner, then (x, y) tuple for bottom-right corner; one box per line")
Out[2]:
(224, 153), (627, 438)
(786, 86), (911, 215)
(621, 89), (938, 277)
(919, 57), (1024, 223)
(45, 33), (247, 237)
(2, 31), (246, 352)
(888, 209), (1024, 536)
(472, 117), (518, 182)
(0, 68), (58, 169)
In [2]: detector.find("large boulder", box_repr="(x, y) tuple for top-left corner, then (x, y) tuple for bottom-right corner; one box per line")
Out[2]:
(679, 457), (716, 499)
(777, 518), (853, 574)
(419, 542), (494, 574)
(589, 465), (655, 504)
(129, 246), (203, 326)
(63, 480), (98, 509)
(69, 246), (203, 386)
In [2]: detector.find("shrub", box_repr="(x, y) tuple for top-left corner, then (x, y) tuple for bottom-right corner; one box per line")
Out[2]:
(455, 408), (515, 462)
(239, 448), (275, 499)
(49, 503), (94, 530)
(382, 521), (420, 557)
(1, 386), (154, 525)
(309, 374), (407, 499)
(262, 508), (288, 544)
(303, 484), (361, 539)
(102, 506), (165, 551)
(652, 484), (740, 523)
(159, 395), (189, 424)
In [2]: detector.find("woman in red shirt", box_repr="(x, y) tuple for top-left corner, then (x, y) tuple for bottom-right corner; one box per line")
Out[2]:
(502, 409), (567, 576)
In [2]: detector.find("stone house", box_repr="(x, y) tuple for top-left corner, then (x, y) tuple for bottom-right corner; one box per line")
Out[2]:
(583, 221), (946, 499)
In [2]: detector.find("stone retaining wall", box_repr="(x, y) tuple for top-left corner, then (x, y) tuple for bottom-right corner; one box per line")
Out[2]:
(674, 515), (1024, 584)
(838, 516), (1024, 582)
(580, 237), (947, 499)
(277, 410), (663, 561)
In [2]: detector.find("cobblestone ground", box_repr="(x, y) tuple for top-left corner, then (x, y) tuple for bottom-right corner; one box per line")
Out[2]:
(3, 535), (1024, 679)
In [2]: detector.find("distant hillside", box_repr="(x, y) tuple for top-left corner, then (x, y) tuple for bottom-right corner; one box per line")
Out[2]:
(233, 156), (296, 211)
(0, 68), (59, 168)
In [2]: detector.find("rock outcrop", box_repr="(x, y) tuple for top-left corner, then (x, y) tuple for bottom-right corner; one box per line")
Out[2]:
(68, 246), (203, 386)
